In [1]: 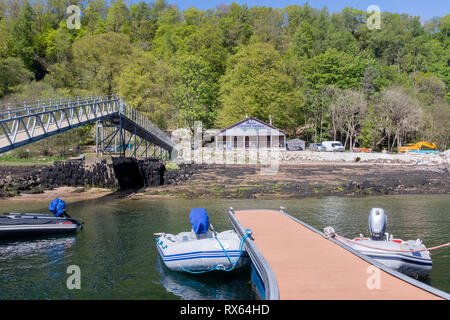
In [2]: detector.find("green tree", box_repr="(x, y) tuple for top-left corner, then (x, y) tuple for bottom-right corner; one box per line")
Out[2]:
(9, 1), (35, 71)
(72, 32), (133, 94)
(83, 0), (108, 35)
(0, 17), (8, 58)
(0, 57), (33, 97)
(302, 49), (369, 90)
(129, 1), (158, 46)
(116, 50), (177, 129)
(217, 42), (303, 132)
(44, 23), (74, 63)
(249, 6), (287, 51)
(218, 3), (252, 53)
(105, 0), (130, 34)
(182, 21), (228, 76)
(174, 54), (218, 129)
(414, 72), (446, 104)
(151, 6), (184, 60)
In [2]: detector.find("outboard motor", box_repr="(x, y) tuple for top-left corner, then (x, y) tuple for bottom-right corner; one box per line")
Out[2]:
(368, 208), (387, 240)
(49, 198), (66, 217)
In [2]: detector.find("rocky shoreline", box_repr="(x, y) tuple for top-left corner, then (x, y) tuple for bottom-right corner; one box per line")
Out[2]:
(1, 160), (449, 200)
(0, 158), (194, 198)
(143, 163), (450, 199)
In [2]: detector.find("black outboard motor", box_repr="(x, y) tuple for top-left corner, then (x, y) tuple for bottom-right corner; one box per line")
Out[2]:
(368, 208), (387, 240)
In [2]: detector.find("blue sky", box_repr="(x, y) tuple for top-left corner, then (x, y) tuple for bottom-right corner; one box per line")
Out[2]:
(152, 0), (449, 20)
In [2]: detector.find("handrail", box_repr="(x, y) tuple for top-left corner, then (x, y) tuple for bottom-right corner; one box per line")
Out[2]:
(0, 95), (117, 111)
(278, 207), (450, 300)
(228, 207), (280, 300)
(0, 95), (175, 153)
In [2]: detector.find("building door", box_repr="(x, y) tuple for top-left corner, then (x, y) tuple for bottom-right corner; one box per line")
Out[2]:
(245, 136), (249, 148)
(233, 136), (238, 148)
(267, 136), (271, 148)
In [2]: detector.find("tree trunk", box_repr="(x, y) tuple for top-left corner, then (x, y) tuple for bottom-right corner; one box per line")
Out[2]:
(391, 131), (399, 152)
(344, 131), (349, 149)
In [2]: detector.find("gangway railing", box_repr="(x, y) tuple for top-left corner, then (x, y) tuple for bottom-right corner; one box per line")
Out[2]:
(0, 95), (175, 158)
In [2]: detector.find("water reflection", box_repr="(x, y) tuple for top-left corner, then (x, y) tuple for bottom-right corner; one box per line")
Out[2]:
(155, 256), (254, 300)
(0, 236), (76, 261)
(0, 195), (448, 299)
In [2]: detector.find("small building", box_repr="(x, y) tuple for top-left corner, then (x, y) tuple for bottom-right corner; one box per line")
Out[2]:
(215, 116), (286, 150)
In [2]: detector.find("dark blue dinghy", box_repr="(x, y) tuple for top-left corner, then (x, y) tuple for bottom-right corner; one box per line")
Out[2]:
(0, 198), (83, 238)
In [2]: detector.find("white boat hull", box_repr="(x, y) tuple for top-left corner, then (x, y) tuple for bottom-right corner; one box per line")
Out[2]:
(156, 230), (249, 272)
(347, 238), (432, 278)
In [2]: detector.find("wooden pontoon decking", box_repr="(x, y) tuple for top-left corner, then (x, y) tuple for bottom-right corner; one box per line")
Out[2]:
(230, 209), (448, 300)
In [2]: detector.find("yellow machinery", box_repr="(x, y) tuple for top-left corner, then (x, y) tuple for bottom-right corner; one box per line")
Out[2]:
(399, 141), (439, 153)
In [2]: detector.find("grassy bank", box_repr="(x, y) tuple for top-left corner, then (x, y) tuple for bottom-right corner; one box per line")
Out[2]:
(0, 155), (66, 166)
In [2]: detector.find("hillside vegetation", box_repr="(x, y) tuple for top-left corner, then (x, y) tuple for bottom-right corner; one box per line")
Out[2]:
(0, 0), (449, 154)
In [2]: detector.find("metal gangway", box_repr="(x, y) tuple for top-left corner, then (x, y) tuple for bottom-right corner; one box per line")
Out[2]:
(0, 95), (175, 159)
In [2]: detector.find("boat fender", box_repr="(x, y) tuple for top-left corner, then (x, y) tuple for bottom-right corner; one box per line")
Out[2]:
(324, 226), (336, 238)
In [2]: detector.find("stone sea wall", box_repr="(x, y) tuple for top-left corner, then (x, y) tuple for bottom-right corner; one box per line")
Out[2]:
(0, 158), (192, 197)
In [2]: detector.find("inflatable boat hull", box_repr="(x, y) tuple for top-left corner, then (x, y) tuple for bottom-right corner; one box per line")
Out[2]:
(156, 230), (249, 272)
(0, 213), (80, 238)
(347, 238), (432, 278)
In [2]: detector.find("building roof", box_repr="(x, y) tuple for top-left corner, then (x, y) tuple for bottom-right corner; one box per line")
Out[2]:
(217, 116), (287, 136)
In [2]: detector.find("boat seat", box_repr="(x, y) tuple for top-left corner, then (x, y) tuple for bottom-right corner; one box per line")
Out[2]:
(189, 230), (214, 240)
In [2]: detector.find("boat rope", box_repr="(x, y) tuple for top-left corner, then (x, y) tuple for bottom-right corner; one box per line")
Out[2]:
(179, 228), (253, 274)
(328, 233), (450, 253)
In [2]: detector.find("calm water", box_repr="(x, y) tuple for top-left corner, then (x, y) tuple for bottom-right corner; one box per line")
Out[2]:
(0, 194), (448, 299)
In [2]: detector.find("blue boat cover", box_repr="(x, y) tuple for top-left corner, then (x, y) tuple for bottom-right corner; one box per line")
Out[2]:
(189, 208), (209, 234)
(49, 198), (66, 217)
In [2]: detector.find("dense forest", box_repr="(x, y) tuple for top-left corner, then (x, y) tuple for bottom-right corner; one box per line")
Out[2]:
(0, 0), (449, 153)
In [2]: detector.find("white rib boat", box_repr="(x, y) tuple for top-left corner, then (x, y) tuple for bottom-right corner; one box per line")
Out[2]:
(155, 208), (249, 273)
(330, 208), (432, 278)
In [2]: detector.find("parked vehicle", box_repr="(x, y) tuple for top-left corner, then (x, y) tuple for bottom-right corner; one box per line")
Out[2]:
(353, 148), (372, 153)
(287, 138), (305, 151)
(309, 143), (326, 152)
(321, 141), (345, 152)
(398, 141), (439, 154)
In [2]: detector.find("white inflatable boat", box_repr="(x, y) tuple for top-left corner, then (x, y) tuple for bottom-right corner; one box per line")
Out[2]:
(155, 208), (250, 273)
(327, 208), (432, 278)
